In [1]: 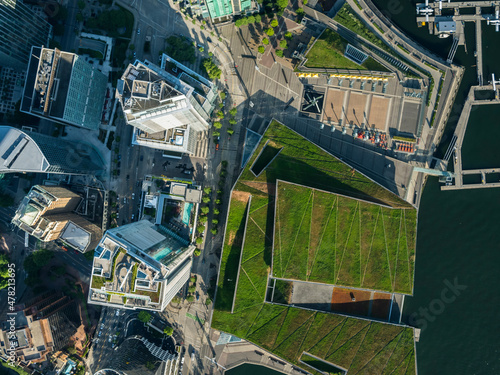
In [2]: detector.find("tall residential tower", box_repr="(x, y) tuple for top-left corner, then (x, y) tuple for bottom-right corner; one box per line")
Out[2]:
(116, 59), (216, 156)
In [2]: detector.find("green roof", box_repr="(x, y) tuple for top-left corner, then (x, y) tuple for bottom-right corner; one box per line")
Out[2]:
(212, 120), (416, 375)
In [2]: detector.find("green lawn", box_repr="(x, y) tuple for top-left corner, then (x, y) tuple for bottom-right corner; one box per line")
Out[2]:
(305, 29), (388, 72)
(212, 119), (416, 374)
(334, 4), (392, 55)
(215, 195), (250, 311)
(274, 181), (416, 294)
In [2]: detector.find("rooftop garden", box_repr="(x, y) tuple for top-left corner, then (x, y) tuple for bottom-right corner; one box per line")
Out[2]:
(212, 120), (416, 374)
(274, 181), (416, 294)
(305, 29), (388, 72)
(214, 194), (250, 311)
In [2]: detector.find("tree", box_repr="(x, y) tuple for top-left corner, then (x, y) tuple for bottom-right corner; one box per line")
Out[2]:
(201, 206), (210, 214)
(202, 58), (222, 80)
(255, 14), (262, 23)
(214, 208), (220, 215)
(188, 285), (196, 293)
(213, 131), (221, 137)
(229, 118), (237, 125)
(221, 160), (228, 167)
(280, 40), (288, 49)
(258, 46), (265, 54)
(163, 327), (174, 336)
(202, 196), (211, 203)
(296, 7), (305, 15)
(220, 92), (226, 100)
(262, 37), (269, 45)
(199, 216), (208, 223)
(204, 187), (212, 194)
(235, 18), (244, 27)
(212, 219), (219, 225)
(213, 121), (222, 129)
(76, 12), (84, 22)
(199, 47), (204, 52)
(197, 225), (206, 233)
(247, 15), (255, 23)
(277, 0), (288, 9)
(211, 228), (218, 235)
(227, 129), (234, 135)
(275, 49), (284, 57)
(208, 52), (213, 57)
(303, 0), (308, 4)
(215, 199), (221, 205)
(270, 19), (279, 27)
(138, 311), (152, 323)
(194, 249), (201, 256)
(186, 295), (195, 302)
(166, 35), (196, 64)
(285, 31), (293, 39)
(266, 28), (275, 36)
(196, 237), (203, 245)
(67, 346), (77, 355)
(0, 191), (14, 207)
(205, 298), (212, 305)
(217, 110), (224, 118)
(229, 107), (237, 116)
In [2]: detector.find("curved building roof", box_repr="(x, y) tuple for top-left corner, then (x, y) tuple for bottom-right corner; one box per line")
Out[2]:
(0, 126), (49, 173)
(0, 126), (105, 175)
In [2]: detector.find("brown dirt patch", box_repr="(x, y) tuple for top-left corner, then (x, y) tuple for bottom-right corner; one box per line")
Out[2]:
(226, 231), (236, 246)
(231, 191), (251, 202)
(240, 181), (277, 195)
(331, 287), (371, 316)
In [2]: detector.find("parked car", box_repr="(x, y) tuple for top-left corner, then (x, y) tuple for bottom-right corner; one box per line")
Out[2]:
(215, 143), (219, 151)
(132, 193), (135, 199)
(137, 28), (141, 34)
(123, 197), (127, 204)
(61, 246), (68, 252)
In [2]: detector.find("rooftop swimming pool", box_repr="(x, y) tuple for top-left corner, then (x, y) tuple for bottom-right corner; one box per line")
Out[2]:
(151, 246), (172, 261)
(182, 202), (193, 226)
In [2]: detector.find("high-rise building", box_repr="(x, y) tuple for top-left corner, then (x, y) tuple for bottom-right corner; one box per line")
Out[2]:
(0, 126), (105, 175)
(204, 0), (254, 20)
(116, 59), (216, 156)
(0, 0), (52, 69)
(21, 47), (107, 130)
(12, 185), (102, 253)
(0, 313), (54, 364)
(88, 220), (195, 312)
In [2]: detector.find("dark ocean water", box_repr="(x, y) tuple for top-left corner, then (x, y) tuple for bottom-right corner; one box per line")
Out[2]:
(370, 1), (500, 374)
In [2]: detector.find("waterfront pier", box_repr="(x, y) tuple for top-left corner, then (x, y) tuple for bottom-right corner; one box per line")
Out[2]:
(440, 86), (500, 191)
(416, 1), (500, 82)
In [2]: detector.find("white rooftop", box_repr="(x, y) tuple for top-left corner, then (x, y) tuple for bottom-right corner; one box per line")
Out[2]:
(60, 221), (91, 252)
(110, 220), (166, 250)
(0, 126), (49, 173)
